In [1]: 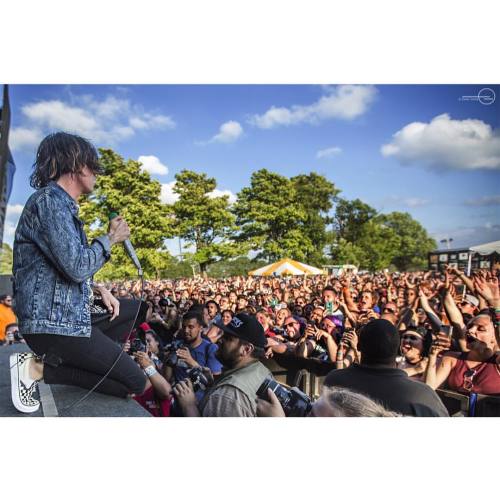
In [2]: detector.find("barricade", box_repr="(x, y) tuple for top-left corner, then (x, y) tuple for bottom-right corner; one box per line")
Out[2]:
(263, 356), (500, 416)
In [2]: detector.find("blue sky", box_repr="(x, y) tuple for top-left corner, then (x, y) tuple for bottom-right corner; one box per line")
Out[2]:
(5, 84), (500, 255)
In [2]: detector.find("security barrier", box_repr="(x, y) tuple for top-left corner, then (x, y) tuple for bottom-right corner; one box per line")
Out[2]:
(262, 355), (500, 416)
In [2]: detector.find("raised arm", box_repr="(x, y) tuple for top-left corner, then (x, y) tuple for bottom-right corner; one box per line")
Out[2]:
(424, 334), (454, 389)
(418, 289), (442, 331)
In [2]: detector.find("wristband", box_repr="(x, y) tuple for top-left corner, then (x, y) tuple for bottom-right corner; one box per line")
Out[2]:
(144, 365), (157, 377)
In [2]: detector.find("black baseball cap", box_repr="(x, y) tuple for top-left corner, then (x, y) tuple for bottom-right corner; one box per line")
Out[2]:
(214, 313), (267, 348)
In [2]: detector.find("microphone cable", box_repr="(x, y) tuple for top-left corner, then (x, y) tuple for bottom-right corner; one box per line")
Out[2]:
(59, 273), (145, 416)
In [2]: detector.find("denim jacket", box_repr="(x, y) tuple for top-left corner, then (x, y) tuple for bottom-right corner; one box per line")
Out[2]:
(13, 181), (111, 337)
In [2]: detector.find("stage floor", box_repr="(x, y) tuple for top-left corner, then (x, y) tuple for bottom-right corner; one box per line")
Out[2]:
(0, 343), (151, 417)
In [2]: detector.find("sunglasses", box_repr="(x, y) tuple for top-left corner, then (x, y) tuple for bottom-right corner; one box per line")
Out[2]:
(462, 368), (477, 392)
(384, 307), (396, 314)
(401, 334), (421, 342)
(285, 322), (297, 328)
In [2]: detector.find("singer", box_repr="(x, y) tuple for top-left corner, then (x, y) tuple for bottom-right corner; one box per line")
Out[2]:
(10, 132), (147, 413)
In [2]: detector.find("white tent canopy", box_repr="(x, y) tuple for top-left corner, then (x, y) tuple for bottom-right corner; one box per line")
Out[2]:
(248, 258), (325, 276)
(469, 240), (500, 256)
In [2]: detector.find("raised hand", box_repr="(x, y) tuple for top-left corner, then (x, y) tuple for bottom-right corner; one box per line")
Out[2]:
(473, 275), (499, 308)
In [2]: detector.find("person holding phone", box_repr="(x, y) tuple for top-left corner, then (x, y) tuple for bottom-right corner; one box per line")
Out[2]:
(425, 314), (500, 395)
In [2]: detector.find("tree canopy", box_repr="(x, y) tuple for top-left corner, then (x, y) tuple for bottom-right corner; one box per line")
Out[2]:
(233, 169), (338, 265)
(71, 148), (436, 278)
(172, 170), (240, 273)
(291, 172), (340, 265)
(331, 199), (436, 271)
(79, 149), (174, 280)
(0, 243), (13, 275)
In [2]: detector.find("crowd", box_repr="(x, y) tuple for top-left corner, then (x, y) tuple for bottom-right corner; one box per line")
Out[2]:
(4, 265), (500, 417)
(52, 265), (498, 417)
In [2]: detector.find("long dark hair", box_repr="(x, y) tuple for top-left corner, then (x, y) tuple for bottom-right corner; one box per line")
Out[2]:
(30, 132), (103, 189)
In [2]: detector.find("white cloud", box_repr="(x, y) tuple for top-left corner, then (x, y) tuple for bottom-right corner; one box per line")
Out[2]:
(161, 182), (236, 205)
(129, 117), (148, 129)
(161, 182), (180, 204)
(6, 204), (24, 216)
(404, 198), (430, 208)
(385, 196), (430, 208)
(464, 195), (500, 206)
(381, 113), (500, 170)
(316, 146), (342, 159)
(249, 85), (377, 129)
(138, 155), (169, 176)
(11, 94), (176, 151)
(207, 120), (243, 144)
(130, 114), (176, 130)
(2, 204), (25, 243)
(207, 189), (237, 204)
(89, 96), (130, 119)
(145, 114), (176, 129)
(23, 100), (99, 135)
(9, 127), (44, 151)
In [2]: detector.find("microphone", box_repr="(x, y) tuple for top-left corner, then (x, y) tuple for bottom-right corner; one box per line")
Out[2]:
(108, 212), (143, 276)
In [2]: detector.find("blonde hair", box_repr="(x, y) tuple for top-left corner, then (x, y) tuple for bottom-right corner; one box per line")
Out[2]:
(321, 386), (400, 417)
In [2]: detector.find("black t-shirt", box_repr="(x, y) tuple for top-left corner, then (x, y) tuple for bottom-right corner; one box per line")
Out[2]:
(324, 364), (449, 417)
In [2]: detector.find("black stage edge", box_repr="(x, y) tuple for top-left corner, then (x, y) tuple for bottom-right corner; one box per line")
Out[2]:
(0, 343), (151, 417)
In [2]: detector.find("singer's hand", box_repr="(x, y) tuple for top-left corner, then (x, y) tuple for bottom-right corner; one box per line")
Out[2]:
(100, 287), (120, 321)
(108, 216), (130, 245)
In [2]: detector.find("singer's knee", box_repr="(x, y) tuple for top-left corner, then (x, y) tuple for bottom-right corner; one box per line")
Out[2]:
(129, 371), (148, 396)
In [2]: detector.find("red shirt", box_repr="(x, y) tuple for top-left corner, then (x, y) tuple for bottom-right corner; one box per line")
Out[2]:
(447, 354), (500, 396)
(134, 386), (171, 417)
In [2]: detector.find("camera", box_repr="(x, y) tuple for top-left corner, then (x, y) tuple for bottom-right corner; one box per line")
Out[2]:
(185, 366), (210, 392)
(165, 339), (189, 368)
(271, 326), (285, 336)
(129, 337), (147, 355)
(257, 377), (312, 417)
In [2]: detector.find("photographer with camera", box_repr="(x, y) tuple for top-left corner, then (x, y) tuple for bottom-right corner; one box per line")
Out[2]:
(173, 313), (272, 417)
(296, 316), (338, 363)
(256, 384), (398, 417)
(164, 311), (222, 414)
(4, 323), (25, 345)
(122, 332), (172, 416)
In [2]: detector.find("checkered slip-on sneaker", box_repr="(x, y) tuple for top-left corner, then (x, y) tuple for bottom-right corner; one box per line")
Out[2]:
(10, 352), (40, 414)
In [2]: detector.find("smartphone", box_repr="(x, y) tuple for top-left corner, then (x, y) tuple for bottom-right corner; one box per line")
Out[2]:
(325, 301), (334, 314)
(439, 325), (453, 338)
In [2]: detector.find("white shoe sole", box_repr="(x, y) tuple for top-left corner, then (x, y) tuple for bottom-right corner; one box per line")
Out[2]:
(10, 354), (40, 414)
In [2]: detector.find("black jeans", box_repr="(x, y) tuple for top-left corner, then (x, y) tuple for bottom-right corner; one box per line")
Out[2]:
(24, 299), (148, 398)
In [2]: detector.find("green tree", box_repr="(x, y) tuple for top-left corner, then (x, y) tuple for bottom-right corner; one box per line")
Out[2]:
(79, 149), (174, 280)
(291, 172), (340, 265)
(381, 211), (437, 270)
(206, 256), (267, 278)
(159, 256), (198, 279)
(0, 243), (13, 275)
(233, 169), (315, 262)
(356, 218), (401, 271)
(331, 239), (366, 267)
(172, 170), (240, 273)
(333, 198), (377, 243)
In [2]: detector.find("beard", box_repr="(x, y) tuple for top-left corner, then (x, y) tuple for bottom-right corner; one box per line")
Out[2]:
(215, 347), (232, 369)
